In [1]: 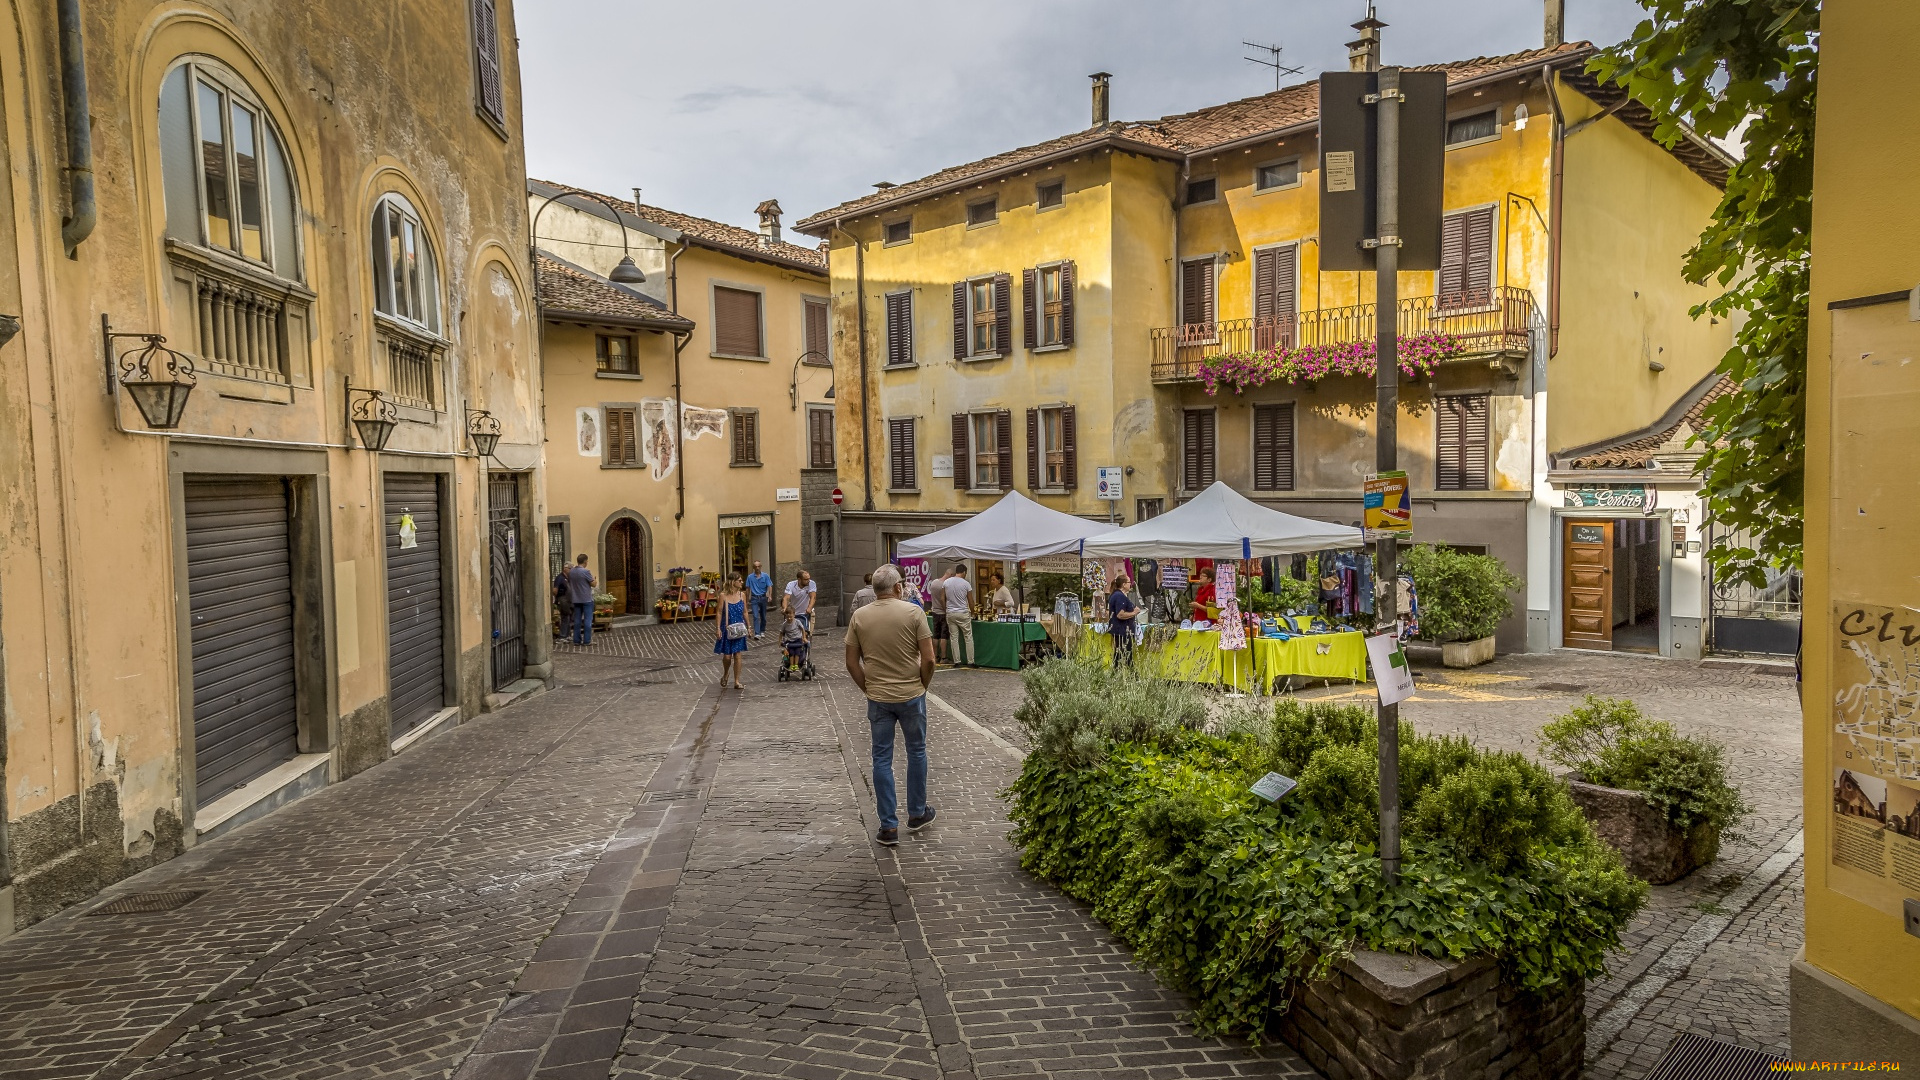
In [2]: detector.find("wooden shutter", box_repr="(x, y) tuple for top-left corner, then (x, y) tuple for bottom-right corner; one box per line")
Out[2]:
(1181, 259), (1215, 326)
(951, 413), (969, 489)
(471, 0), (504, 123)
(1183, 409), (1215, 490)
(803, 299), (830, 365)
(1026, 408), (1040, 490)
(714, 287), (762, 357)
(1439, 212), (1468, 299)
(1440, 207), (1495, 305)
(808, 408), (834, 469)
(1022, 268), (1038, 350)
(951, 282), (967, 359)
(1061, 405), (1078, 489)
(885, 291), (913, 367)
(996, 410), (1014, 491)
(1060, 261), (1076, 346)
(889, 418), (916, 490)
(603, 407), (636, 466)
(1253, 403), (1295, 491)
(993, 273), (1013, 355)
(1436, 394), (1489, 490)
(730, 410), (758, 465)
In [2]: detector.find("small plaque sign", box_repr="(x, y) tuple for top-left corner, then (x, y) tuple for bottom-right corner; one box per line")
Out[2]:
(1250, 772), (1298, 803)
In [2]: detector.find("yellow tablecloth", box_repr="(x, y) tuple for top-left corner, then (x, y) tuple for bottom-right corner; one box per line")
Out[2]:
(1079, 628), (1367, 691)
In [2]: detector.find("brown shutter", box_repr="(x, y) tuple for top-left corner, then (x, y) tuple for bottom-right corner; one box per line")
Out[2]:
(1181, 259), (1215, 326)
(730, 410), (758, 464)
(1061, 405), (1078, 490)
(1436, 394), (1488, 490)
(1026, 408), (1040, 490)
(1060, 261), (1076, 346)
(952, 413), (969, 490)
(471, 0), (504, 123)
(951, 282), (967, 359)
(1183, 409), (1215, 490)
(1254, 249), (1278, 323)
(889, 418), (916, 490)
(803, 299), (830, 365)
(1022, 268), (1038, 351)
(1254, 404), (1294, 491)
(1464, 206), (1495, 304)
(808, 408), (834, 468)
(605, 407), (637, 466)
(885, 292), (913, 367)
(996, 409), (1014, 492)
(993, 273), (1013, 356)
(714, 287), (762, 357)
(1439, 212), (1469, 300)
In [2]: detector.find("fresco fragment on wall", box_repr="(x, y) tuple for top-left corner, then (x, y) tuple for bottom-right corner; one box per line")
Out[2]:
(641, 399), (678, 481)
(681, 406), (728, 441)
(576, 408), (600, 456)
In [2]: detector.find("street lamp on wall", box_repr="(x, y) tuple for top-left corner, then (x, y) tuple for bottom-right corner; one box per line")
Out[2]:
(104, 317), (196, 429)
(466, 408), (502, 459)
(345, 379), (399, 451)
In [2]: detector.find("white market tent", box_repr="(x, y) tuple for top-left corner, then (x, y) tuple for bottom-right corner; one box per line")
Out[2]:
(1081, 481), (1362, 559)
(895, 490), (1116, 561)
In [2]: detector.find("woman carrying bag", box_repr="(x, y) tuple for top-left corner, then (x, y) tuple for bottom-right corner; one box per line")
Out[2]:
(713, 574), (749, 689)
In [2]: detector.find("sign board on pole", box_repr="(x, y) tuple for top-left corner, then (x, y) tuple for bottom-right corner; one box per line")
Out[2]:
(1365, 632), (1416, 706)
(1317, 69), (1447, 271)
(1362, 470), (1411, 540)
(1096, 467), (1124, 501)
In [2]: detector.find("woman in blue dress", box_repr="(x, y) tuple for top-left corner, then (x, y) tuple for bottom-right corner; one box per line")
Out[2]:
(713, 573), (749, 689)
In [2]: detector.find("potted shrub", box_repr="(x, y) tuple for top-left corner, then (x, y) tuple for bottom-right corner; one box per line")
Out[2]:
(1400, 543), (1520, 667)
(1538, 696), (1751, 884)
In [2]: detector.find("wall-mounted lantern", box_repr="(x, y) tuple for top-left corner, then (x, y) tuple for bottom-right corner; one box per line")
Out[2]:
(346, 379), (399, 452)
(105, 318), (196, 429)
(466, 408), (502, 459)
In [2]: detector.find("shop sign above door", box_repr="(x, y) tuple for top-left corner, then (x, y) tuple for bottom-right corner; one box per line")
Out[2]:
(718, 513), (773, 529)
(1564, 484), (1654, 512)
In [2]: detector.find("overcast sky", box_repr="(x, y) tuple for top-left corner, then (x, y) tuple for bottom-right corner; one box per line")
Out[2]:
(517, 0), (1650, 232)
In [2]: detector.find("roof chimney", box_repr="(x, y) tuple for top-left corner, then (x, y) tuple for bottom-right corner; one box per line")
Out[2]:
(1544, 0), (1565, 48)
(755, 199), (783, 244)
(1347, 3), (1385, 72)
(1089, 72), (1111, 128)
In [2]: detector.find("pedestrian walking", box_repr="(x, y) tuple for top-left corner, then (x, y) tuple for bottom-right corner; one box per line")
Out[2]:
(1107, 574), (1138, 669)
(927, 570), (950, 666)
(844, 564), (936, 846)
(943, 563), (975, 667)
(552, 564), (573, 640)
(851, 572), (877, 615)
(564, 554), (597, 645)
(713, 573), (748, 689)
(745, 560), (772, 640)
(783, 569), (818, 634)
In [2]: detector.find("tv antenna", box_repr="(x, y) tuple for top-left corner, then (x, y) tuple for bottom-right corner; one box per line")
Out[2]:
(1243, 41), (1304, 93)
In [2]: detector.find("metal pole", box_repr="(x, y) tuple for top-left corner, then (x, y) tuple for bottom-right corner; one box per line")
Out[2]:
(1374, 64), (1403, 887)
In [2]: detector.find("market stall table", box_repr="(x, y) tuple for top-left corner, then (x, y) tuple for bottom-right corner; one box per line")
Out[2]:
(1078, 627), (1367, 690)
(969, 619), (1051, 670)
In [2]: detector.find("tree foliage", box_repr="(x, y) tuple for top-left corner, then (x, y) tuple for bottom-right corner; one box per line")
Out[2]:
(1589, 1), (1819, 585)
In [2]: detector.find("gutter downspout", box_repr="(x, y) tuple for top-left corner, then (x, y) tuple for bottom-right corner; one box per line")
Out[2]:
(1543, 63), (1565, 358)
(830, 221), (873, 512)
(57, 0), (95, 258)
(668, 239), (690, 521)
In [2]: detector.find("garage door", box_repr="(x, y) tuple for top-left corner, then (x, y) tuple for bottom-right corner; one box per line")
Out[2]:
(185, 478), (301, 808)
(384, 473), (446, 737)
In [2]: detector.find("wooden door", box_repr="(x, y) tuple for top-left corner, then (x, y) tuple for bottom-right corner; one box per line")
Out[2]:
(1563, 520), (1614, 650)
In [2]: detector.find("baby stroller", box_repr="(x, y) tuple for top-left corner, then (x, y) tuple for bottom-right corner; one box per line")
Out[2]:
(777, 624), (816, 681)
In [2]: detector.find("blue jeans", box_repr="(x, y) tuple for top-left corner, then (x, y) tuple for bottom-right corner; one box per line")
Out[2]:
(750, 596), (768, 635)
(569, 604), (593, 644)
(868, 696), (929, 832)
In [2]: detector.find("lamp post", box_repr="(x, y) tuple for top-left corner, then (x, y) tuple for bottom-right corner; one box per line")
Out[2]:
(529, 185), (647, 301)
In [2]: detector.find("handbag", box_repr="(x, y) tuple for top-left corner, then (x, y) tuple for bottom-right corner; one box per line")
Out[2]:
(727, 620), (749, 640)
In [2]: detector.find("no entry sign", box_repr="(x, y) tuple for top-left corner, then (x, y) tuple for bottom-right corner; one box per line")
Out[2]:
(830, 488), (844, 505)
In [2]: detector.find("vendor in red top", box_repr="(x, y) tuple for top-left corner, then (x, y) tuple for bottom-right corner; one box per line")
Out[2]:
(1190, 566), (1217, 622)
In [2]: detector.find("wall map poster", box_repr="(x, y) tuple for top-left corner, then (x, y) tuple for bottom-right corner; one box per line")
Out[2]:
(1828, 601), (1920, 916)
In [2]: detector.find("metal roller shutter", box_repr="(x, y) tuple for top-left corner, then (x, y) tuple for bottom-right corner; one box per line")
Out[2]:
(384, 474), (445, 737)
(184, 478), (300, 808)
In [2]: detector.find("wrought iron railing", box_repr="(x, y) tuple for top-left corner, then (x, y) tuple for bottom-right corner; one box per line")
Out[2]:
(1150, 285), (1534, 383)
(193, 273), (289, 384)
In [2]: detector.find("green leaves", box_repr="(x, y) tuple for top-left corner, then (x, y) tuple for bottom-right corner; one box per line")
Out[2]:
(1538, 695), (1753, 837)
(1589, 0), (1818, 584)
(1399, 543), (1521, 642)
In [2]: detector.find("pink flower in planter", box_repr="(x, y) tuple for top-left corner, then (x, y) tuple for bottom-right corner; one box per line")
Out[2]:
(1197, 331), (1462, 394)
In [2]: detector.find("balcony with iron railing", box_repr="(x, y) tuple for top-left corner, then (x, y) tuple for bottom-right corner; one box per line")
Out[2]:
(1150, 285), (1534, 384)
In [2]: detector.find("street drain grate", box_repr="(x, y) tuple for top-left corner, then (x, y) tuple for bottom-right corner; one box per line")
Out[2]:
(89, 890), (205, 915)
(642, 788), (705, 803)
(1646, 1032), (1785, 1079)
(1533, 682), (1588, 693)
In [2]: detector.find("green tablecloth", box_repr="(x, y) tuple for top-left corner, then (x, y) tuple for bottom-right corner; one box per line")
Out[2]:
(970, 619), (1050, 670)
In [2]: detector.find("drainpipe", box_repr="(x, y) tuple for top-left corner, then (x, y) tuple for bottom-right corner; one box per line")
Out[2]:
(57, 0), (96, 258)
(668, 239), (690, 521)
(830, 220), (873, 512)
(1543, 63), (1565, 358)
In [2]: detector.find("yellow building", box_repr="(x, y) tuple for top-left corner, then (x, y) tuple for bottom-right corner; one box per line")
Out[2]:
(0, 0), (547, 934)
(799, 18), (1732, 654)
(1795, 0), (1920, 1059)
(528, 183), (835, 624)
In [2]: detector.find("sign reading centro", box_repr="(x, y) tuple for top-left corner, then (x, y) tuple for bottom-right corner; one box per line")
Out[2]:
(1563, 484), (1654, 512)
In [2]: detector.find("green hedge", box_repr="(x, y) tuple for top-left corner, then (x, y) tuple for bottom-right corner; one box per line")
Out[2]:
(1401, 543), (1521, 642)
(1007, 660), (1647, 1040)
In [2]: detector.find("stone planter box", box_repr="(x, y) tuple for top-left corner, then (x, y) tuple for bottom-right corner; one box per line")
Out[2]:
(1440, 634), (1496, 668)
(1565, 776), (1718, 884)
(1278, 949), (1585, 1079)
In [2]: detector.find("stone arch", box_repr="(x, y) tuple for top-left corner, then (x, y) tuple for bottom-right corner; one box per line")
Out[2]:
(596, 508), (652, 617)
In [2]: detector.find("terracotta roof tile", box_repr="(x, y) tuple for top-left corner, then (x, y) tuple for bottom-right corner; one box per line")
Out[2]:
(1567, 375), (1731, 469)
(532, 180), (826, 272)
(798, 43), (1595, 231)
(536, 251), (693, 331)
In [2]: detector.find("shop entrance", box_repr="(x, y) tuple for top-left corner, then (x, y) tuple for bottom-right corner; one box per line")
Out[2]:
(1562, 520), (1614, 650)
(605, 518), (647, 615)
(718, 513), (773, 585)
(1562, 518), (1663, 653)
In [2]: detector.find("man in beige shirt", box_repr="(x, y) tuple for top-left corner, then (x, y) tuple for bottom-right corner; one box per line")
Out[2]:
(845, 563), (937, 846)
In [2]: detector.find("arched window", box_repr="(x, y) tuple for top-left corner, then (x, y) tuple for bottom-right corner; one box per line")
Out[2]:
(370, 194), (442, 336)
(157, 59), (300, 281)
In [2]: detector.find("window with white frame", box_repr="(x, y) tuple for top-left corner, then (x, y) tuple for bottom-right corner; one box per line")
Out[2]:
(157, 59), (301, 280)
(370, 194), (443, 335)
(971, 412), (1000, 488)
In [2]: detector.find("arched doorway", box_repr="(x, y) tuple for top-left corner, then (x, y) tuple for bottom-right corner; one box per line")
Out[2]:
(604, 517), (648, 615)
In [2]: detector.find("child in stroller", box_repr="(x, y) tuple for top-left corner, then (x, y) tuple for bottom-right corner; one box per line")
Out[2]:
(777, 611), (815, 681)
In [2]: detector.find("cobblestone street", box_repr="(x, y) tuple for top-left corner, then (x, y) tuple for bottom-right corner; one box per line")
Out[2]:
(0, 623), (1801, 1079)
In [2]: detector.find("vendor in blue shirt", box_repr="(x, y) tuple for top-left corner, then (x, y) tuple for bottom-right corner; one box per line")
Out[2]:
(1107, 575), (1139, 669)
(745, 561), (773, 640)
